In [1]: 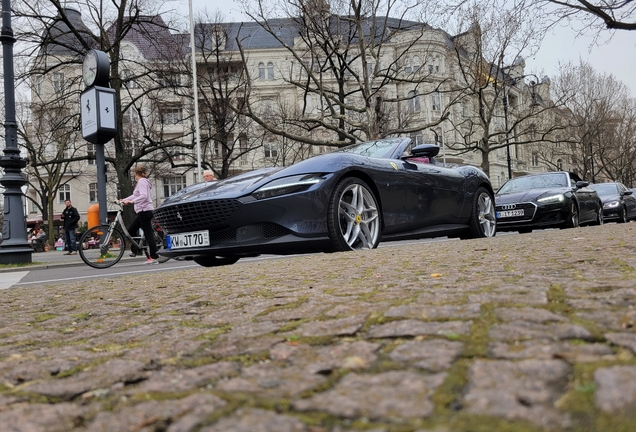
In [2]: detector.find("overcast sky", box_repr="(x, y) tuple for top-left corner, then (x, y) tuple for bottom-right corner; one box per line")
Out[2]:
(178, 0), (636, 96)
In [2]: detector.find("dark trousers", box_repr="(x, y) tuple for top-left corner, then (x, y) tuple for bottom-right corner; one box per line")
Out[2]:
(64, 229), (77, 252)
(127, 210), (158, 259)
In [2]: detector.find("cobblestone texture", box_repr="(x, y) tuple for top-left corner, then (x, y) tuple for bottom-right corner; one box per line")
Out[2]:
(2, 224), (636, 431)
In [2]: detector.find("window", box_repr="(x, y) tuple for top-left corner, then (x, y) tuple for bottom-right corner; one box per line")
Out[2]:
(239, 134), (248, 160)
(162, 176), (187, 198)
(411, 131), (423, 145)
(431, 92), (441, 111)
(89, 183), (98, 203)
(412, 56), (421, 72)
(258, 62), (274, 80)
(264, 142), (278, 158)
(58, 184), (70, 203)
(52, 72), (64, 92)
(407, 91), (420, 113)
(123, 109), (140, 125)
(555, 141), (562, 148)
(404, 57), (411, 74)
(557, 159), (563, 170)
(428, 56), (440, 73)
(161, 107), (183, 124)
(532, 152), (539, 167)
(121, 69), (137, 88)
(167, 146), (186, 160)
(87, 143), (96, 165)
(124, 139), (136, 156)
(34, 75), (43, 95)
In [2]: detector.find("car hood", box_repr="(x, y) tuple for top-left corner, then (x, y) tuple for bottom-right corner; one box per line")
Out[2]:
(495, 187), (571, 204)
(161, 167), (285, 205)
(598, 193), (621, 203)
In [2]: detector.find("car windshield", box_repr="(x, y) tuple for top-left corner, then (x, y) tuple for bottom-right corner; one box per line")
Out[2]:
(498, 173), (569, 194)
(338, 138), (406, 159)
(589, 183), (618, 196)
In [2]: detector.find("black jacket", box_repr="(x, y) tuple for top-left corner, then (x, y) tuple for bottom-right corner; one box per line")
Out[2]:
(61, 205), (80, 230)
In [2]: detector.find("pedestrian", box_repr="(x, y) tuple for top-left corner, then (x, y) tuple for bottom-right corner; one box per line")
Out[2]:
(60, 199), (80, 255)
(203, 169), (216, 182)
(119, 165), (159, 264)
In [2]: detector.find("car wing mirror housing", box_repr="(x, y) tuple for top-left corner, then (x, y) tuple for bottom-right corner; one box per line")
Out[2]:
(409, 144), (440, 159)
(624, 190), (633, 196)
(575, 180), (589, 189)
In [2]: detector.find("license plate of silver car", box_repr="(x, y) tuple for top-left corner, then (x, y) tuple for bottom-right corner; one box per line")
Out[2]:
(496, 209), (525, 218)
(167, 231), (210, 249)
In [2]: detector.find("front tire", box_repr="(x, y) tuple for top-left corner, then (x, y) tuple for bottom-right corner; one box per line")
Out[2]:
(327, 177), (381, 252)
(79, 225), (125, 269)
(564, 201), (580, 229)
(193, 256), (240, 267)
(462, 187), (496, 239)
(618, 206), (628, 223)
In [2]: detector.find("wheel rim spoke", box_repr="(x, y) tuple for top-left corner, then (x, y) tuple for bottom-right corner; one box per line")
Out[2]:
(338, 182), (380, 250)
(477, 193), (496, 237)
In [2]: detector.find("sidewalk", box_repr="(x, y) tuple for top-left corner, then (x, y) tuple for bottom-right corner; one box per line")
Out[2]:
(1, 223), (636, 431)
(0, 248), (146, 272)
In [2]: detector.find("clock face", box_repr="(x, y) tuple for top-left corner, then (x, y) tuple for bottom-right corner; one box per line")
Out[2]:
(83, 50), (98, 87)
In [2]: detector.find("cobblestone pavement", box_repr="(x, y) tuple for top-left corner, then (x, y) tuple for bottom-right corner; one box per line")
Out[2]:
(2, 223), (636, 432)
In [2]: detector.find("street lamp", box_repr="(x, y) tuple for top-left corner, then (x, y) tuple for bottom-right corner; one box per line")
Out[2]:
(0, 0), (32, 263)
(500, 73), (540, 180)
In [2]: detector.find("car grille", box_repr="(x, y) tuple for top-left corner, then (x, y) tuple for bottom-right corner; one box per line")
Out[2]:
(496, 202), (536, 222)
(209, 223), (291, 245)
(154, 199), (241, 233)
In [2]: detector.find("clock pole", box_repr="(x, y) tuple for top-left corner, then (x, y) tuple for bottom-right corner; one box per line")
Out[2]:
(0, 0), (32, 263)
(81, 50), (116, 226)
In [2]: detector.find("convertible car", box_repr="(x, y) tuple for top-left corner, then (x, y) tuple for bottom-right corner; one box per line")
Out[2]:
(495, 171), (603, 233)
(589, 182), (636, 223)
(153, 138), (496, 267)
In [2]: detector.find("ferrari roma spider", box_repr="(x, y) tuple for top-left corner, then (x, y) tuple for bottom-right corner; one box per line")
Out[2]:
(153, 137), (496, 267)
(589, 182), (636, 223)
(495, 171), (603, 233)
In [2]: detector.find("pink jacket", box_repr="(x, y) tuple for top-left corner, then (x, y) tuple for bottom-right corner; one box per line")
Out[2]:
(122, 177), (154, 213)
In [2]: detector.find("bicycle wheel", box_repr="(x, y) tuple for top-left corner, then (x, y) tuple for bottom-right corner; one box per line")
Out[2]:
(79, 225), (126, 269)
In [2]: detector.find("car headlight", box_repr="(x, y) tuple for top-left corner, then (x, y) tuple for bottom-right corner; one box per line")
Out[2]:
(537, 194), (565, 203)
(603, 200), (620, 209)
(252, 174), (326, 200)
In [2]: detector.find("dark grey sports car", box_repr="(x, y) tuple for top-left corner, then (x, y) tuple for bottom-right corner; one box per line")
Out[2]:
(495, 171), (603, 233)
(154, 138), (496, 266)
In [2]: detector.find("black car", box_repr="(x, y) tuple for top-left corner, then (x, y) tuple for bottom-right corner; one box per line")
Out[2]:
(589, 182), (636, 223)
(154, 138), (496, 266)
(495, 171), (603, 233)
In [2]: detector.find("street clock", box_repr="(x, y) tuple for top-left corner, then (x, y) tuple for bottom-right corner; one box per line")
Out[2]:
(82, 49), (110, 87)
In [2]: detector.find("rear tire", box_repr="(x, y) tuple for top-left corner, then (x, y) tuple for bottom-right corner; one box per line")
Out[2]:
(462, 187), (496, 239)
(327, 177), (381, 251)
(193, 256), (240, 267)
(79, 225), (125, 269)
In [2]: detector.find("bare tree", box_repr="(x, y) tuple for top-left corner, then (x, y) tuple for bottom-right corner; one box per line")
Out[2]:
(548, 60), (636, 183)
(233, 0), (449, 148)
(14, 2), (195, 223)
(444, 3), (568, 177)
(535, 0), (636, 31)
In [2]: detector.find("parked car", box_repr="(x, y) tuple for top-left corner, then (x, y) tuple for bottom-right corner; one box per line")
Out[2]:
(495, 171), (603, 233)
(589, 182), (636, 223)
(154, 137), (497, 267)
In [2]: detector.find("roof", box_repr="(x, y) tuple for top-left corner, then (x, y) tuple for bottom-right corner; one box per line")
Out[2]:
(40, 7), (93, 57)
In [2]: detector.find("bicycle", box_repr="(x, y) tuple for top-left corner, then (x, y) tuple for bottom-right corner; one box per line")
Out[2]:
(78, 201), (169, 269)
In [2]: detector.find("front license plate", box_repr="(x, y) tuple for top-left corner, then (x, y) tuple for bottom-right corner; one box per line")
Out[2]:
(167, 231), (210, 249)
(496, 209), (525, 218)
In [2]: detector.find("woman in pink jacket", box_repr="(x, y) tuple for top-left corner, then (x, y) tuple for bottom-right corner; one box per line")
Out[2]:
(119, 165), (159, 264)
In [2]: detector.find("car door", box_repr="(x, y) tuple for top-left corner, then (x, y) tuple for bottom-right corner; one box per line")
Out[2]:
(401, 159), (464, 229)
(618, 183), (636, 220)
(570, 174), (597, 223)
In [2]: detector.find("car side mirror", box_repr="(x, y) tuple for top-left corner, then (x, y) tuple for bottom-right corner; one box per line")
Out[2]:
(575, 180), (589, 189)
(624, 190), (633, 196)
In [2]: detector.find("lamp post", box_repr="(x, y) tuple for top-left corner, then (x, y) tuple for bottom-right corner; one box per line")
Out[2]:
(501, 73), (540, 181)
(0, 0), (32, 264)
